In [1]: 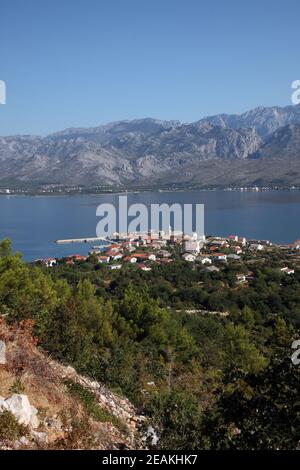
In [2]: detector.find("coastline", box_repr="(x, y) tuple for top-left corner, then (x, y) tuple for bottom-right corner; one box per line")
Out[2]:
(1, 186), (300, 197)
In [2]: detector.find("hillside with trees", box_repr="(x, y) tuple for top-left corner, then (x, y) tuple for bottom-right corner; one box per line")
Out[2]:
(0, 239), (299, 449)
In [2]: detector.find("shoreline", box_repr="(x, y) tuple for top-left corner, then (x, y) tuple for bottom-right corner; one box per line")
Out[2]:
(1, 187), (300, 197)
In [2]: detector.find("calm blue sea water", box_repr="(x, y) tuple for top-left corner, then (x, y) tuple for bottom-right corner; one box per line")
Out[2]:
(0, 191), (300, 261)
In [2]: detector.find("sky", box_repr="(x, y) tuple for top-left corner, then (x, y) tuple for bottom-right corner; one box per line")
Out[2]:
(1, 0), (300, 135)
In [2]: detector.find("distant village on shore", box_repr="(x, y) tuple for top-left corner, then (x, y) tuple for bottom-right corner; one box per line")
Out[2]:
(34, 229), (300, 283)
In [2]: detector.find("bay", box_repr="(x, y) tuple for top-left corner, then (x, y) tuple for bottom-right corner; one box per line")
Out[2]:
(0, 190), (300, 261)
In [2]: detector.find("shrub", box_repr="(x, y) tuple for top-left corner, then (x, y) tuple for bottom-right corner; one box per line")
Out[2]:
(0, 410), (28, 440)
(65, 380), (126, 433)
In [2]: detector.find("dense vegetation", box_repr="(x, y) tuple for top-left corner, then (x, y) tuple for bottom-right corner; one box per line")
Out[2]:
(0, 239), (299, 449)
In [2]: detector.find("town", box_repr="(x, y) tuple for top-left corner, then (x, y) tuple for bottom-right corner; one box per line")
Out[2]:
(35, 230), (300, 284)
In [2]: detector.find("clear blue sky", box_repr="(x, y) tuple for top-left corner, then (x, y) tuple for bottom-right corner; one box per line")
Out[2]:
(1, 0), (300, 135)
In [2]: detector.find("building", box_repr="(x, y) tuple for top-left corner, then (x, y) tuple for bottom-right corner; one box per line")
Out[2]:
(212, 253), (227, 262)
(228, 235), (238, 242)
(238, 237), (247, 246)
(232, 246), (242, 254)
(227, 254), (241, 261)
(260, 240), (272, 246)
(65, 254), (87, 263)
(157, 250), (172, 258)
(123, 256), (137, 263)
(210, 239), (227, 246)
(106, 252), (123, 260)
(236, 273), (246, 282)
(249, 243), (264, 251)
(198, 256), (212, 265)
(122, 241), (132, 249)
(182, 253), (196, 262)
(107, 243), (121, 252)
(97, 255), (110, 263)
(294, 240), (300, 250)
(184, 240), (202, 254)
(134, 253), (156, 261)
(108, 264), (122, 270)
(73, 255), (87, 262)
(280, 267), (295, 275)
(204, 266), (220, 273)
(152, 240), (168, 249)
(37, 257), (57, 267)
(138, 264), (152, 271)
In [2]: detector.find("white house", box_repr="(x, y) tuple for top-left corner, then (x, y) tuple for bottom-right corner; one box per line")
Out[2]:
(249, 243), (264, 251)
(108, 264), (122, 270)
(228, 235), (238, 242)
(227, 254), (241, 261)
(182, 253), (196, 262)
(111, 253), (123, 260)
(232, 246), (242, 254)
(238, 237), (247, 246)
(236, 273), (246, 282)
(134, 253), (156, 262)
(294, 240), (300, 250)
(184, 240), (202, 254)
(38, 258), (57, 267)
(198, 256), (212, 265)
(97, 255), (110, 263)
(280, 267), (295, 275)
(124, 256), (137, 263)
(212, 253), (227, 262)
(139, 264), (152, 271)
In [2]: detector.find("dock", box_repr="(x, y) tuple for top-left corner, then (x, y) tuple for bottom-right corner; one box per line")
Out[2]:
(55, 237), (109, 244)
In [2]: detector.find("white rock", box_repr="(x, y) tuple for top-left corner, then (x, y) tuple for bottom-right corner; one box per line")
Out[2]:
(29, 406), (39, 428)
(19, 436), (30, 446)
(145, 425), (159, 446)
(31, 430), (48, 444)
(2, 394), (39, 428)
(0, 340), (6, 365)
(90, 381), (99, 389)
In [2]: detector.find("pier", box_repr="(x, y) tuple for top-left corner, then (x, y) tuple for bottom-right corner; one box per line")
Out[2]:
(55, 237), (109, 244)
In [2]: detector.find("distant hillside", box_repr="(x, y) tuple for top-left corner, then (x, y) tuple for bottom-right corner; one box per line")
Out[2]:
(1, 104), (300, 189)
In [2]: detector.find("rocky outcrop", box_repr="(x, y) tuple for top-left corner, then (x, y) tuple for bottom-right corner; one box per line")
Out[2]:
(53, 364), (145, 436)
(251, 124), (300, 160)
(0, 394), (39, 428)
(0, 319), (145, 450)
(0, 340), (6, 364)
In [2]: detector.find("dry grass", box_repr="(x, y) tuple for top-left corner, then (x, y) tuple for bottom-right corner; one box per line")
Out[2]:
(0, 317), (139, 450)
(0, 319), (73, 417)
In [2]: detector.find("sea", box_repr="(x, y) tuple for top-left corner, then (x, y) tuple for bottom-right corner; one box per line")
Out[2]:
(0, 190), (300, 261)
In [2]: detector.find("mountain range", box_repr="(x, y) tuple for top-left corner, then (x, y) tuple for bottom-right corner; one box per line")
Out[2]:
(2, 104), (300, 190)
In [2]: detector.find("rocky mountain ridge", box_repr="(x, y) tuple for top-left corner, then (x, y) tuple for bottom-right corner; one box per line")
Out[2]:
(1, 104), (300, 189)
